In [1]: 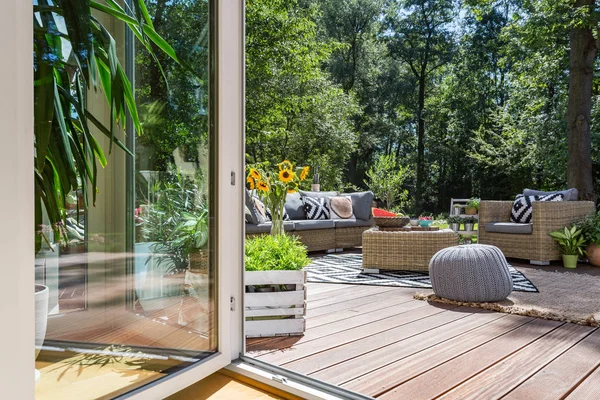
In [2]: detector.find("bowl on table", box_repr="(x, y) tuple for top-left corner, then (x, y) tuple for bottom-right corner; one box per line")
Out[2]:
(409, 219), (419, 227)
(418, 220), (433, 227)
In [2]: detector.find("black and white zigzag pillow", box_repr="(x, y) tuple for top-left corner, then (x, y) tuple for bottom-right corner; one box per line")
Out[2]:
(510, 193), (563, 223)
(302, 197), (330, 220)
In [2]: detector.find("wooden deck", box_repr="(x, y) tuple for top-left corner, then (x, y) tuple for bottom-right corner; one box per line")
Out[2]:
(246, 282), (600, 399)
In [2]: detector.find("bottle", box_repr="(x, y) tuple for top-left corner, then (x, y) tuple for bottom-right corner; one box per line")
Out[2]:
(311, 165), (320, 191)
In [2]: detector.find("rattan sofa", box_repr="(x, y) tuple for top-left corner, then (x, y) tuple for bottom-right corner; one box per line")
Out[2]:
(245, 190), (374, 252)
(478, 200), (595, 264)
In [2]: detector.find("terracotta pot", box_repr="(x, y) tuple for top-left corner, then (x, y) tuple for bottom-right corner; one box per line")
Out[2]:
(465, 207), (478, 215)
(586, 243), (600, 267)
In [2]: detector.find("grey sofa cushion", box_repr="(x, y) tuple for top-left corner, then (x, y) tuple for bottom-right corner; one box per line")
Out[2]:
(246, 221), (295, 234)
(485, 222), (532, 235)
(245, 189), (260, 224)
(523, 188), (579, 201)
(284, 192), (306, 220)
(293, 220), (335, 231)
(333, 218), (374, 228)
(299, 190), (338, 198)
(342, 191), (374, 221)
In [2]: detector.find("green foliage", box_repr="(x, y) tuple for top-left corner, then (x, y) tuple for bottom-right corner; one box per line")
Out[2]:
(245, 0), (360, 191)
(365, 154), (409, 209)
(575, 212), (600, 246)
(245, 235), (311, 271)
(466, 198), (480, 210)
(548, 226), (586, 256)
(33, 0), (183, 251)
(447, 216), (463, 224)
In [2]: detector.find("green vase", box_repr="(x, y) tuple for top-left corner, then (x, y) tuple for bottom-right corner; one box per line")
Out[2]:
(562, 254), (578, 269)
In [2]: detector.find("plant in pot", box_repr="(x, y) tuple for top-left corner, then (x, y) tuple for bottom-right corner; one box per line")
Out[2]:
(576, 211), (600, 267)
(463, 216), (477, 231)
(447, 216), (462, 232)
(548, 226), (586, 269)
(465, 198), (480, 215)
(33, 0), (183, 375)
(453, 204), (463, 216)
(245, 235), (311, 337)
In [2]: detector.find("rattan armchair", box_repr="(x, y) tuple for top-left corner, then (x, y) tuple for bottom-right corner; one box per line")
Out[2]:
(478, 200), (595, 264)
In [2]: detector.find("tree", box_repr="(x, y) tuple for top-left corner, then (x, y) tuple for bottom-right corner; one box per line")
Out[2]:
(566, 0), (597, 200)
(365, 154), (409, 210)
(385, 0), (455, 212)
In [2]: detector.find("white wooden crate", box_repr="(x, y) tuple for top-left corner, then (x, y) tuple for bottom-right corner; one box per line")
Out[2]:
(245, 270), (306, 338)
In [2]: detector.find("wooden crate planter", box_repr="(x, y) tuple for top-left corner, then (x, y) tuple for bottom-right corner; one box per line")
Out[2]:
(245, 270), (306, 338)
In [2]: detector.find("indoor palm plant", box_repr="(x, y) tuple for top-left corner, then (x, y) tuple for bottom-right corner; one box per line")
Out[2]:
(549, 225), (587, 268)
(33, 0), (183, 373)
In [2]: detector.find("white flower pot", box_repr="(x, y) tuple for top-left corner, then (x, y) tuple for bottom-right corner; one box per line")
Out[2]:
(35, 284), (49, 382)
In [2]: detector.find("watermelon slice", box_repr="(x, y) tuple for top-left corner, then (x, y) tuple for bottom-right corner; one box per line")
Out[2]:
(372, 208), (398, 217)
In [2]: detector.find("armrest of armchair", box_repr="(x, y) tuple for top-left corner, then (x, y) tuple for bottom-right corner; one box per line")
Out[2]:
(479, 201), (513, 225)
(532, 201), (596, 234)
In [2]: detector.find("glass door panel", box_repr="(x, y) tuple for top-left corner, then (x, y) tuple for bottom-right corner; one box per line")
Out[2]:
(34, 1), (219, 397)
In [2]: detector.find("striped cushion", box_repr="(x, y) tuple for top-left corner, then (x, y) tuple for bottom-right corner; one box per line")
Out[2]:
(302, 196), (330, 220)
(510, 193), (563, 223)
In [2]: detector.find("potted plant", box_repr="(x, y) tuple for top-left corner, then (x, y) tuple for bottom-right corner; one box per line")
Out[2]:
(245, 235), (311, 337)
(448, 216), (462, 232)
(576, 212), (600, 267)
(463, 216), (477, 232)
(465, 198), (480, 215)
(453, 204), (463, 216)
(549, 226), (586, 268)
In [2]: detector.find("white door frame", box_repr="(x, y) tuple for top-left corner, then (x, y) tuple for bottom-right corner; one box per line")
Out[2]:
(0, 0), (244, 397)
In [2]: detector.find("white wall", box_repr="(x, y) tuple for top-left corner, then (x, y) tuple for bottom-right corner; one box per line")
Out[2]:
(0, 0), (34, 398)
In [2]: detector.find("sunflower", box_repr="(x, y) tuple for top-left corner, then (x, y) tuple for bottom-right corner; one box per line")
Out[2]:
(256, 180), (269, 192)
(246, 176), (255, 190)
(287, 188), (296, 194)
(278, 160), (293, 171)
(249, 168), (261, 181)
(279, 168), (294, 183)
(300, 166), (309, 181)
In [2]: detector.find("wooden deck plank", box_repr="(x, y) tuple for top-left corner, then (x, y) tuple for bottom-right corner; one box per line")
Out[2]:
(306, 290), (417, 329)
(335, 314), (533, 393)
(565, 363), (600, 400)
(247, 299), (429, 357)
(307, 288), (415, 318)
(307, 284), (371, 301)
(285, 307), (490, 374)
(307, 285), (401, 309)
(504, 328), (600, 400)
(437, 323), (595, 399)
(375, 319), (563, 399)
(258, 303), (457, 365)
(308, 311), (505, 382)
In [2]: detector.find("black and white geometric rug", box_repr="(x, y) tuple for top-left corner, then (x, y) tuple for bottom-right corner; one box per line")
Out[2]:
(305, 253), (538, 293)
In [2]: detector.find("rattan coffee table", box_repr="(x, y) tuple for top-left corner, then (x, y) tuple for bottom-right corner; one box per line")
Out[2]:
(362, 227), (459, 272)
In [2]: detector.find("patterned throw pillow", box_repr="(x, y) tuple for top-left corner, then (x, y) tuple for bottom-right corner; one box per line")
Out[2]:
(253, 195), (289, 222)
(302, 196), (331, 220)
(510, 193), (564, 223)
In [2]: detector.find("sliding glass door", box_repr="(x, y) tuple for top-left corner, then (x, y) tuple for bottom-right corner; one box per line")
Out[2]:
(30, 0), (243, 398)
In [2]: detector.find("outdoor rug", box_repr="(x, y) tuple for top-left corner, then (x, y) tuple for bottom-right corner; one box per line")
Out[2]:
(305, 253), (538, 293)
(414, 266), (600, 327)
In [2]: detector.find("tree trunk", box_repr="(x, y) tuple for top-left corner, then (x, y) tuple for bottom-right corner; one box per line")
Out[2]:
(415, 75), (426, 212)
(566, 0), (596, 201)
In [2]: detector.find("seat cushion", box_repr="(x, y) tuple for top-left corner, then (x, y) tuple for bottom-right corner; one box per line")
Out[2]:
(342, 191), (374, 221)
(246, 222), (295, 234)
(284, 192), (306, 220)
(299, 190), (338, 198)
(334, 218), (374, 228)
(245, 189), (260, 225)
(293, 220), (335, 231)
(485, 222), (532, 235)
(523, 188), (578, 201)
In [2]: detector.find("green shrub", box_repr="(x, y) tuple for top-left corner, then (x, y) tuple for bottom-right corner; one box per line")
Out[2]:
(245, 235), (311, 271)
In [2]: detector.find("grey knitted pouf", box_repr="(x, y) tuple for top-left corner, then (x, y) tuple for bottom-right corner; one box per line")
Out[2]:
(429, 244), (513, 302)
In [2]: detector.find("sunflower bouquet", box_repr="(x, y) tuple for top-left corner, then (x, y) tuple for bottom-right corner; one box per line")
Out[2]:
(247, 161), (310, 236)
